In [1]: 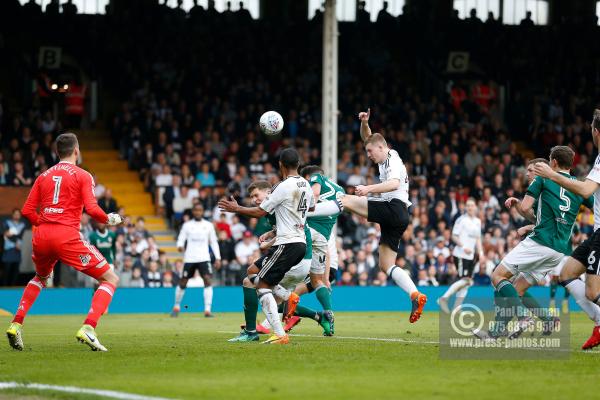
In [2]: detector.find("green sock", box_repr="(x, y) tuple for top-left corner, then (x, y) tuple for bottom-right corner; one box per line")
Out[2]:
(243, 287), (258, 332)
(490, 290), (512, 336)
(295, 305), (319, 321)
(497, 280), (528, 319)
(550, 282), (557, 299)
(522, 292), (552, 322)
(315, 286), (332, 311)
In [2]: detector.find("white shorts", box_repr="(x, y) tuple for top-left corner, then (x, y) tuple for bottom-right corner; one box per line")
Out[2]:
(279, 258), (311, 290)
(551, 257), (567, 276)
(327, 231), (338, 271)
(501, 238), (564, 285)
(309, 227), (328, 275)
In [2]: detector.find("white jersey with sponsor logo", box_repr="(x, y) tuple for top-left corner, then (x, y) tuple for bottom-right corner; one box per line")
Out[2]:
(586, 154), (600, 232)
(451, 214), (482, 260)
(370, 149), (411, 206)
(176, 218), (221, 263)
(260, 176), (315, 246)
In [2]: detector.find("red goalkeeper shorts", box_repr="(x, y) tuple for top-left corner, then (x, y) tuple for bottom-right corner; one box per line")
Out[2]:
(32, 224), (109, 280)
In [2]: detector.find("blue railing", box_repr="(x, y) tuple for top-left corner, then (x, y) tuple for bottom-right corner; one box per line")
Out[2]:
(0, 286), (575, 315)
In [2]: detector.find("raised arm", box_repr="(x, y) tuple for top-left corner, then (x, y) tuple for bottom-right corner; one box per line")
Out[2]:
(359, 108), (372, 142)
(80, 172), (109, 224)
(218, 196), (268, 218)
(533, 162), (600, 199)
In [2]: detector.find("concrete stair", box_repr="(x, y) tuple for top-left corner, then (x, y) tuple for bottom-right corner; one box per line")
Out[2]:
(79, 131), (179, 261)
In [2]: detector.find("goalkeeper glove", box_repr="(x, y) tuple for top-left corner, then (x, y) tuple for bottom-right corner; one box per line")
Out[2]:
(107, 213), (122, 226)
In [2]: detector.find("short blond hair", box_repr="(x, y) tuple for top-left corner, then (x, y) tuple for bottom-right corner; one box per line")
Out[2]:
(365, 133), (387, 146)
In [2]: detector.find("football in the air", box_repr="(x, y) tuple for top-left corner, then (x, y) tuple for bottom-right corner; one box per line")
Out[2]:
(259, 111), (284, 135)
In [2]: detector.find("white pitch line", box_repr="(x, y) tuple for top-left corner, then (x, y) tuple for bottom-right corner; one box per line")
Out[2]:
(217, 330), (600, 353)
(0, 382), (174, 400)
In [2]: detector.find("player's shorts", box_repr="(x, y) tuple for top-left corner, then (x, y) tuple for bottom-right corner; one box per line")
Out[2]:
(279, 258), (311, 290)
(255, 242), (306, 286)
(571, 229), (600, 275)
(329, 267), (337, 285)
(551, 257), (567, 276)
(328, 232), (338, 270)
(500, 238), (564, 285)
(309, 227), (328, 274)
(183, 261), (213, 279)
(454, 256), (475, 278)
(32, 224), (109, 280)
(367, 199), (409, 250)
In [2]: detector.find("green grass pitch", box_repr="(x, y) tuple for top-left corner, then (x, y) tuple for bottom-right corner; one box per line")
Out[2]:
(0, 312), (598, 400)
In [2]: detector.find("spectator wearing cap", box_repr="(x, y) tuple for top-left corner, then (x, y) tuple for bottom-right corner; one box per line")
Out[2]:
(432, 237), (451, 259)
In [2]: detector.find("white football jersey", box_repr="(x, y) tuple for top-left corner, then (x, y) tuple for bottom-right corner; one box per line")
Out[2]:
(451, 214), (482, 260)
(371, 149), (411, 206)
(176, 219), (221, 263)
(586, 154), (600, 232)
(260, 176), (315, 245)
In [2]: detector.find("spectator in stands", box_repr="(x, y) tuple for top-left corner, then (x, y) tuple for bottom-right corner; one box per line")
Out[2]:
(130, 267), (145, 288)
(229, 215), (246, 241)
(2, 209), (26, 286)
(144, 260), (162, 287)
(0, 162), (9, 185)
(520, 11), (534, 27)
(98, 189), (118, 213)
(162, 270), (175, 288)
(119, 255), (135, 287)
(172, 185), (194, 224)
(11, 162), (32, 186)
(233, 231), (258, 284)
(134, 217), (150, 240)
(62, 0), (77, 15)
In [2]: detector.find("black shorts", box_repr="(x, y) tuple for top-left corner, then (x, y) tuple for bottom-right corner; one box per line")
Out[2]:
(367, 199), (409, 250)
(255, 243), (306, 286)
(571, 229), (600, 275)
(454, 256), (475, 278)
(329, 267), (337, 285)
(183, 261), (212, 279)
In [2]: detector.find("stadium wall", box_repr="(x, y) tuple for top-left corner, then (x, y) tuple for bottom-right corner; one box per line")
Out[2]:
(0, 286), (575, 315)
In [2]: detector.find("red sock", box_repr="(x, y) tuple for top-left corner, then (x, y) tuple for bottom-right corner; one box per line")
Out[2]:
(84, 282), (116, 328)
(13, 277), (46, 324)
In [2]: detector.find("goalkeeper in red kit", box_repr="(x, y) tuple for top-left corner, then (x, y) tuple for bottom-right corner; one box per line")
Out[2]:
(6, 133), (123, 352)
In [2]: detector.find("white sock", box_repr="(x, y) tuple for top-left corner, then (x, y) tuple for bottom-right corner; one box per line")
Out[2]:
(273, 285), (291, 301)
(453, 286), (471, 309)
(307, 200), (342, 217)
(203, 286), (213, 313)
(442, 278), (469, 299)
(261, 314), (284, 330)
(174, 286), (185, 307)
(388, 266), (417, 297)
(258, 289), (285, 336)
(564, 279), (600, 325)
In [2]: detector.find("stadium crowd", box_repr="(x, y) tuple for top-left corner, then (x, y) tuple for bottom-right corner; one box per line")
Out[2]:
(1, 1), (599, 288)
